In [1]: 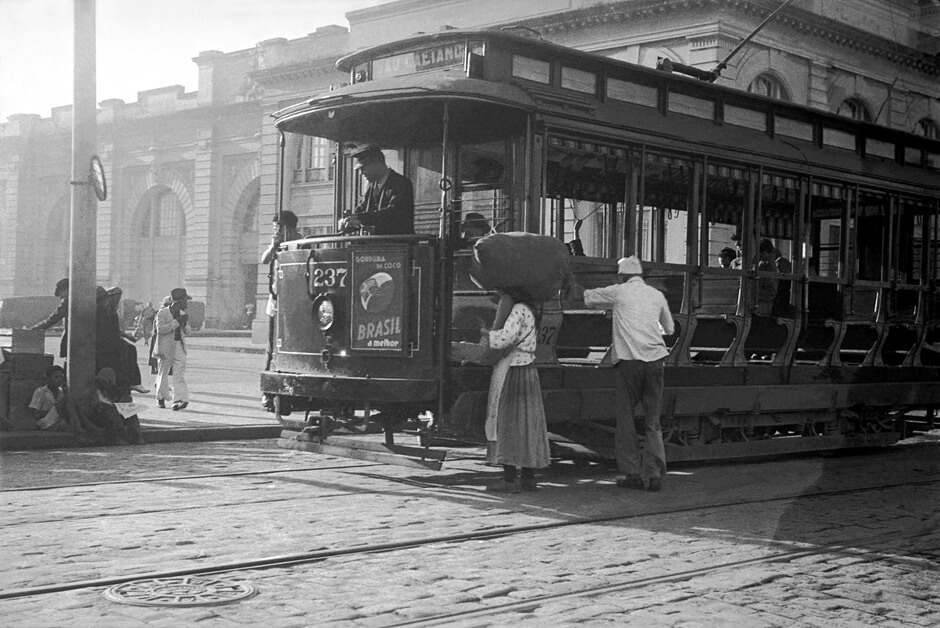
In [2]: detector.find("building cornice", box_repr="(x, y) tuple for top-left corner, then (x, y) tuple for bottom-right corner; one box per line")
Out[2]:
(249, 57), (344, 87)
(522, 0), (940, 77)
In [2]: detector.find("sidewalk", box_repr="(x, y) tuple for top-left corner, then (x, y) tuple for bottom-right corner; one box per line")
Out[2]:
(1, 331), (279, 451)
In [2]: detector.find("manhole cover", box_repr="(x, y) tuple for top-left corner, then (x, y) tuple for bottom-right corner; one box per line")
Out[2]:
(104, 575), (257, 607)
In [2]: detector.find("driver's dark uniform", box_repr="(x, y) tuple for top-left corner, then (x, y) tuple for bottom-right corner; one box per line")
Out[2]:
(353, 169), (415, 235)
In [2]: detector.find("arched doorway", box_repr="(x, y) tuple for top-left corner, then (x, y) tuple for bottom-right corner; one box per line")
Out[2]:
(136, 187), (186, 305)
(237, 188), (260, 328)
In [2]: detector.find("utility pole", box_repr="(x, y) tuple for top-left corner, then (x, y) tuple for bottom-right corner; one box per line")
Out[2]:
(67, 0), (98, 400)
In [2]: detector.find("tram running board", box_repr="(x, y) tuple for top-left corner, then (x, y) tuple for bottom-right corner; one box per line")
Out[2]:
(549, 432), (900, 463)
(277, 430), (446, 471)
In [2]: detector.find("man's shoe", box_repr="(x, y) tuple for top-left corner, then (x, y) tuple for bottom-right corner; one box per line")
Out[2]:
(615, 475), (645, 490)
(130, 385), (150, 394)
(157, 399), (165, 409)
(647, 477), (663, 492)
(172, 401), (188, 411)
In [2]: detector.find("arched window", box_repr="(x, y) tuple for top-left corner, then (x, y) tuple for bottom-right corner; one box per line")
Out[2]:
(240, 191), (260, 233)
(837, 97), (872, 122)
(747, 73), (790, 101)
(915, 118), (939, 139)
(140, 190), (185, 237)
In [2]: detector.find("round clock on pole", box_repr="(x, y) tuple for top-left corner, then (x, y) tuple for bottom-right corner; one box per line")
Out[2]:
(90, 154), (107, 201)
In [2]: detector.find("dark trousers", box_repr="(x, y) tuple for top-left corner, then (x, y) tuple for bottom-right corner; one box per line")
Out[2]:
(614, 358), (667, 480)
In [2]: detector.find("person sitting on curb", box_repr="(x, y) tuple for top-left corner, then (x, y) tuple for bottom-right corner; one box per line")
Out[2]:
(29, 365), (68, 431)
(60, 368), (133, 446)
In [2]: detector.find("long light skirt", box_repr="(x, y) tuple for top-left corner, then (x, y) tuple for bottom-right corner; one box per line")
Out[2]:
(489, 364), (551, 469)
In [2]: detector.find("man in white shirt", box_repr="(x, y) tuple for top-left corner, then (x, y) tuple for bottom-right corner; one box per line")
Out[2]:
(583, 256), (674, 492)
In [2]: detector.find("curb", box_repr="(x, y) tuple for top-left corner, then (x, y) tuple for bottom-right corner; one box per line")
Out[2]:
(0, 424), (282, 451)
(190, 345), (266, 355)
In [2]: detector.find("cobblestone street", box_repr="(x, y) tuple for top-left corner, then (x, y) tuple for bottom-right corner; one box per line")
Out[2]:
(2, 437), (938, 627)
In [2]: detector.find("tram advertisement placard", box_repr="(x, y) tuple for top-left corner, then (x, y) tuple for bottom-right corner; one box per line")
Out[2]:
(349, 248), (409, 353)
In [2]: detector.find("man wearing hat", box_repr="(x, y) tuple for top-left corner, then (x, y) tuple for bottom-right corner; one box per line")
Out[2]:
(582, 256), (675, 492)
(29, 278), (70, 358)
(153, 288), (192, 411)
(339, 145), (414, 235)
(261, 210), (301, 266)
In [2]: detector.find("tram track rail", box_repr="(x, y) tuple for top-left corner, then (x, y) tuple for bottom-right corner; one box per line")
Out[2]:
(387, 526), (938, 627)
(0, 461), (378, 493)
(1, 476), (936, 602)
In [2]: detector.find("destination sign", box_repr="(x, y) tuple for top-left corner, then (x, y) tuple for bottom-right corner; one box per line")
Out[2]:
(372, 42), (466, 79)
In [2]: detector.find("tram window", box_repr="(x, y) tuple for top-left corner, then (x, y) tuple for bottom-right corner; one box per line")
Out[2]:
(511, 55), (551, 85)
(458, 141), (512, 234)
(808, 181), (847, 279)
(542, 137), (624, 257)
(703, 162), (747, 268)
(898, 197), (934, 285)
(406, 146), (443, 234)
(856, 190), (889, 281)
(640, 153), (694, 264)
(758, 173), (796, 262)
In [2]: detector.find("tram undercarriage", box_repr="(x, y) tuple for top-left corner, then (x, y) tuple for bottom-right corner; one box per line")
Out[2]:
(265, 364), (937, 468)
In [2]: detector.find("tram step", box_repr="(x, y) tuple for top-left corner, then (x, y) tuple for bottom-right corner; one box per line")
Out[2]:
(278, 430), (446, 470)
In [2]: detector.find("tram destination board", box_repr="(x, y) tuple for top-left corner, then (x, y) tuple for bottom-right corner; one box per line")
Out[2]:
(350, 247), (409, 354)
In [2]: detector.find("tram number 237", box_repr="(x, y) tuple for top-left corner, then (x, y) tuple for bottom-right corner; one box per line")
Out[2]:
(311, 266), (348, 288)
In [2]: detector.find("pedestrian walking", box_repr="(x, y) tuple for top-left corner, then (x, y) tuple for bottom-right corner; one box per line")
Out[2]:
(582, 256), (674, 492)
(154, 288), (192, 411)
(484, 288), (551, 493)
(134, 302), (156, 342)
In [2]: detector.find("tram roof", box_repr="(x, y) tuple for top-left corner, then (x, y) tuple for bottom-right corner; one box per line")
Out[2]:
(273, 71), (535, 144)
(332, 29), (940, 149)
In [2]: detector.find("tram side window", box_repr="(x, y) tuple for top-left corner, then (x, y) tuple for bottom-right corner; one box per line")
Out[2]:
(640, 153), (694, 264)
(856, 190), (889, 282)
(404, 146), (442, 235)
(541, 137), (623, 258)
(805, 182), (848, 322)
(703, 162), (747, 268)
(457, 141), (513, 236)
(896, 197), (933, 285)
(757, 172), (797, 317)
(807, 182), (847, 279)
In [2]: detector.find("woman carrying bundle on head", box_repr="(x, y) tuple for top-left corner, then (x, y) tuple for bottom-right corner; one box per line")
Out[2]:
(483, 286), (551, 493)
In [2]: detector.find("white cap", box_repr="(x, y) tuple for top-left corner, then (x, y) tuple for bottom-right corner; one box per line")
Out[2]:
(617, 256), (643, 275)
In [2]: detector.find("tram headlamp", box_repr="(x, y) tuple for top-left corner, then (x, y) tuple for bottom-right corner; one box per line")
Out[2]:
(314, 295), (335, 330)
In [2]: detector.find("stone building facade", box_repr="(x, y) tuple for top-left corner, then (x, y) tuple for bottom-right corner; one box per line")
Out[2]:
(1, 0), (937, 331)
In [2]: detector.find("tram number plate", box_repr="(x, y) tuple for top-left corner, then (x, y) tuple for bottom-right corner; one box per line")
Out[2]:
(311, 262), (348, 288)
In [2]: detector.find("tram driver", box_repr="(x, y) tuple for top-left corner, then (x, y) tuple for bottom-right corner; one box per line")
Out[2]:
(339, 145), (415, 235)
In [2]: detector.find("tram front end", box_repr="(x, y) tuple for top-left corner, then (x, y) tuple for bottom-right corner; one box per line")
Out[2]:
(261, 235), (445, 465)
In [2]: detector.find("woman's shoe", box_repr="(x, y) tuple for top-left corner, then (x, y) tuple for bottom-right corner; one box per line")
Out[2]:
(157, 399), (165, 409)
(486, 479), (521, 493)
(130, 385), (150, 394)
(171, 401), (188, 411)
(521, 478), (538, 491)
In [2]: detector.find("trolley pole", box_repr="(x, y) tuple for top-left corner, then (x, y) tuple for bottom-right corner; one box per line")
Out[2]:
(67, 0), (98, 400)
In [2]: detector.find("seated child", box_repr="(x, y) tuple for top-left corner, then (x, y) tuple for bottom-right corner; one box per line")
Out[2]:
(29, 365), (67, 431)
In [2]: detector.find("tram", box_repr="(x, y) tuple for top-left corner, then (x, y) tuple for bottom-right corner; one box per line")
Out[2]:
(262, 29), (940, 468)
